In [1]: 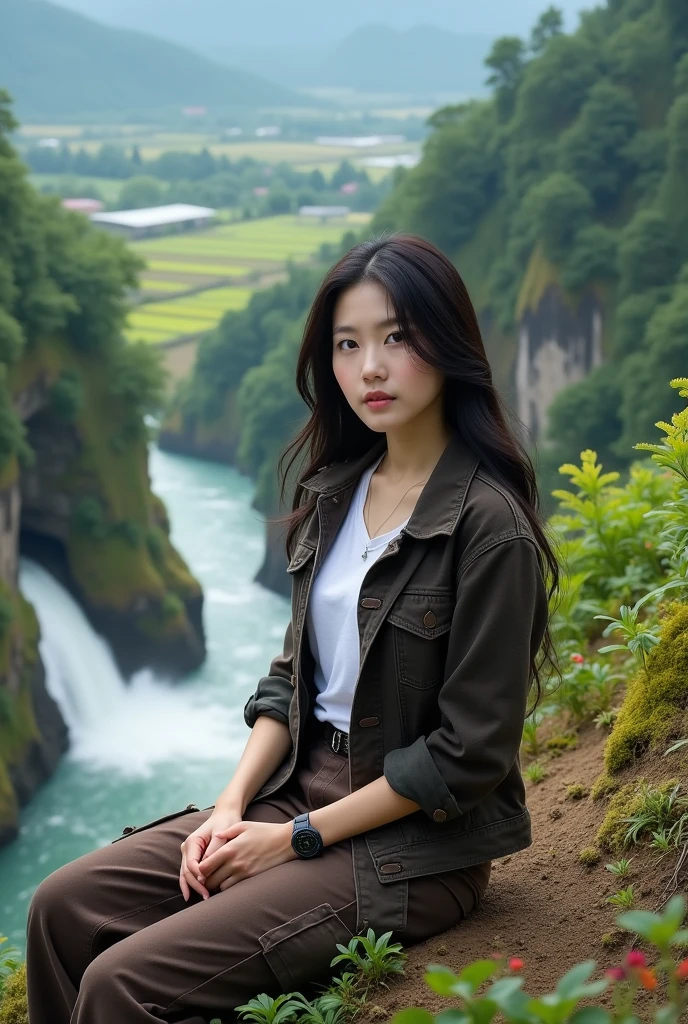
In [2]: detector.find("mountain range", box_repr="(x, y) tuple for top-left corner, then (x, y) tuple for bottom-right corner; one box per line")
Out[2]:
(1, 0), (304, 119)
(207, 24), (494, 97)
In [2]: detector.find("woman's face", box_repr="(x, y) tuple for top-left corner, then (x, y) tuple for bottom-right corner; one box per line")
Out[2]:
(331, 279), (445, 433)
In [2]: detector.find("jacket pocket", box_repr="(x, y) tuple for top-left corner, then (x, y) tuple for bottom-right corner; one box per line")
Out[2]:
(259, 902), (354, 992)
(388, 588), (454, 689)
(111, 803), (202, 843)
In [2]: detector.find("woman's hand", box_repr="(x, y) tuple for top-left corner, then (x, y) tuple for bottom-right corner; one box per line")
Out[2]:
(179, 808), (243, 901)
(197, 820), (297, 892)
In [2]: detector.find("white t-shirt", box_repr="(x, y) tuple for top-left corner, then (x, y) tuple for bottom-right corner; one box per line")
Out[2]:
(306, 453), (410, 732)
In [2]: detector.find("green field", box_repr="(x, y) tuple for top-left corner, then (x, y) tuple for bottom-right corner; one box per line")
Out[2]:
(126, 212), (370, 339)
(125, 286), (253, 343)
(145, 260), (250, 276)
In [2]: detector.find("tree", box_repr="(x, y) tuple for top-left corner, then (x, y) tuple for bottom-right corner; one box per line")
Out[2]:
(557, 80), (637, 209)
(516, 34), (601, 135)
(658, 95), (688, 259)
(484, 36), (526, 120)
(519, 172), (593, 263)
(117, 175), (163, 209)
(530, 6), (564, 55)
(617, 208), (681, 298)
(561, 224), (618, 291)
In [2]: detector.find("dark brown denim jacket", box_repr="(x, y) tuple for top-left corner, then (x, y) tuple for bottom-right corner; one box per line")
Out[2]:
(243, 430), (549, 934)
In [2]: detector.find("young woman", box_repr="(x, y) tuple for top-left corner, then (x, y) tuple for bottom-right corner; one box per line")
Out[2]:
(26, 233), (560, 1024)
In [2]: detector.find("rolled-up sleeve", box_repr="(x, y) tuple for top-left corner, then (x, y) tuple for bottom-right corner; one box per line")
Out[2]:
(243, 618), (296, 728)
(383, 536), (549, 821)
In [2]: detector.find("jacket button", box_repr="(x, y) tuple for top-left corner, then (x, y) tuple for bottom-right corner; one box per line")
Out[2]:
(360, 597), (382, 609)
(433, 809), (448, 822)
(380, 862), (402, 874)
(359, 716), (380, 727)
(332, 496), (339, 503)
(423, 610), (437, 628)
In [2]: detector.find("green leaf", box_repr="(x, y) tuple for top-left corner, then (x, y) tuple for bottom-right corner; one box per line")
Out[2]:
(456, 959), (501, 993)
(670, 928), (688, 945)
(390, 1010), (435, 1024)
(434, 1011), (470, 1024)
(654, 1007), (679, 1024)
(555, 961), (597, 998)
(616, 909), (660, 935)
(569, 1010), (612, 1024)
(424, 966), (458, 996)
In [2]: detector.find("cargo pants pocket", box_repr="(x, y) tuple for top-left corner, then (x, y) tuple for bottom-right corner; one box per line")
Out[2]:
(259, 902), (354, 993)
(111, 803), (203, 842)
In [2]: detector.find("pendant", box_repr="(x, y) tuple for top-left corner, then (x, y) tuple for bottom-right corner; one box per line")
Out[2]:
(362, 546), (368, 560)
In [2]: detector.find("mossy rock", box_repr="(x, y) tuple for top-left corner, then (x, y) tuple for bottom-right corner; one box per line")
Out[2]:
(604, 602), (688, 774)
(597, 778), (681, 852)
(591, 773), (620, 801)
(0, 962), (27, 1024)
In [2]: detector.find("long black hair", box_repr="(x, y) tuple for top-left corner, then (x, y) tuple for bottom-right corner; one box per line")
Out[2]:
(268, 231), (562, 710)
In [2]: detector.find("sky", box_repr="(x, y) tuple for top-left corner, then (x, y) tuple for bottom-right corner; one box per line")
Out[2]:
(51, 0), (596, 48)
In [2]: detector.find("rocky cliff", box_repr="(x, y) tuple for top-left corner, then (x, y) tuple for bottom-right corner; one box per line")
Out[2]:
(0, 338), (207, 848)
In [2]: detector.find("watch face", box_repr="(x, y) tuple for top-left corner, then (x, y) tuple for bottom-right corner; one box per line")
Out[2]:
(292, 828), (322, 858)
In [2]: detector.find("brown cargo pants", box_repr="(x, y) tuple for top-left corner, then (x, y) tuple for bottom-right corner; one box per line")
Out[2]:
(26, 719), (490, 1024)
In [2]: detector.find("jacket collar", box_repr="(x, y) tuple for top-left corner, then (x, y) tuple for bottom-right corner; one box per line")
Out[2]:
(300, 430), (481, 539)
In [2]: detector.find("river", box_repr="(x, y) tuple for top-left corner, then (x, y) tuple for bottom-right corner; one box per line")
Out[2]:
(0, 445), (291, 950)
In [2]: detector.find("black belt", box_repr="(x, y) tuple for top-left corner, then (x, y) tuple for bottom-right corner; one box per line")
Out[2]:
(313, 718), (349, 757)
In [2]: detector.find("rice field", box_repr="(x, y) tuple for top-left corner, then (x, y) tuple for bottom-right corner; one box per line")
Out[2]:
(127, 212), (371, 343)
(125, 287), (253, 344)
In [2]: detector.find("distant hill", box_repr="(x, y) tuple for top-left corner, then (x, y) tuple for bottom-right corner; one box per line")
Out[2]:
(45, 0), (591, 48)
(1, 0), (305, 119)
(207, 24), (494, 97)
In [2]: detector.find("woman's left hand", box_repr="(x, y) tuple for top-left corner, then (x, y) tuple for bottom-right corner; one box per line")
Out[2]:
(197, 820), (297, 891)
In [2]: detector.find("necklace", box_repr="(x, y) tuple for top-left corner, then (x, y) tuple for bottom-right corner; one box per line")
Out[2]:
(361, 453), (431, 560)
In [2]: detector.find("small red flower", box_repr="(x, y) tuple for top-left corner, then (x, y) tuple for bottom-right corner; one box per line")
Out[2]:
(675, 959), (688, 981)
(605, 967), (626, 982)
(508, 958), (525, 972)
(644, 541), (654, 549)
(570, 653), (585, 664)
(625, 950), (647, 969)
(639, 968), (657, 991)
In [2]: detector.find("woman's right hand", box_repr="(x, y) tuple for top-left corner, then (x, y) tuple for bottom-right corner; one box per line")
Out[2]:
(179, 807), (243, 901)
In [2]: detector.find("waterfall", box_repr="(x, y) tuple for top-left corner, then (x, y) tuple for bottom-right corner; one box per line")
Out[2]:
(19, 558), (126, 732)
(18, 557), (240, 777)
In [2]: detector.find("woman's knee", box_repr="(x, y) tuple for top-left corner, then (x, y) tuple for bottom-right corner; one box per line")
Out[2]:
(29, 859), (81, 927)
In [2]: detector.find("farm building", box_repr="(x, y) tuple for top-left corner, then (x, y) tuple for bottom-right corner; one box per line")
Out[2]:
(90, 203), (216, 240)
(62, 198), (104, 214)
(298, 205), (350, 219)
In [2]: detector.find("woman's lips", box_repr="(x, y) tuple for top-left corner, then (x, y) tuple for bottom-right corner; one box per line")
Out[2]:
(365, 397), (394, 409)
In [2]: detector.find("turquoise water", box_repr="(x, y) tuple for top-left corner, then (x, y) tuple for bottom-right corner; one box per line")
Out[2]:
(0, 445), (291, 949)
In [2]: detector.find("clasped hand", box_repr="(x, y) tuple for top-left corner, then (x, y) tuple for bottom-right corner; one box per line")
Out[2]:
(179, 812), (297, 901)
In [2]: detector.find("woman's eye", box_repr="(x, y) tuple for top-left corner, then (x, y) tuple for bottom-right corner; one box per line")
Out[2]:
(336, 332), (403, 351)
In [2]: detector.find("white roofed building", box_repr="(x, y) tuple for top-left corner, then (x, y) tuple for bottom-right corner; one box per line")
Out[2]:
(298, 205), (350, 219)
(90, 203), (216, 239)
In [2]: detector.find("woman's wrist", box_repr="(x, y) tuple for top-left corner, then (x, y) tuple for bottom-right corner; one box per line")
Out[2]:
(213, 796), (247, 818)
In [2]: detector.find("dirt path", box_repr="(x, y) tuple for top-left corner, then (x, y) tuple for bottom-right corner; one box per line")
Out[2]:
(364, 725), (686, 1016)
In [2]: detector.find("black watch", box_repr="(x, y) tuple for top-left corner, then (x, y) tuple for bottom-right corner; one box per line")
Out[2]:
(291, 812), (324, 859)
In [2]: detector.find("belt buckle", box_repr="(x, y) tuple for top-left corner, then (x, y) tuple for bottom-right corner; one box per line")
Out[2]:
(331, 729), (348, 755)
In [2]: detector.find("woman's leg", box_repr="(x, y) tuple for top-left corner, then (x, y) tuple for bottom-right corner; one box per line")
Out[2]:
(26, 804), (213, 1024)
(26, 737), (357, 1024)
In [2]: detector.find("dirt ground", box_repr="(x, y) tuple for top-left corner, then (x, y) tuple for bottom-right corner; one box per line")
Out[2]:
(361, 723), (688, 1018)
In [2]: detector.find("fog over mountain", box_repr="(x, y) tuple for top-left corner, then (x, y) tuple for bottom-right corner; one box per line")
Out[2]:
(49, 0), (595, 48)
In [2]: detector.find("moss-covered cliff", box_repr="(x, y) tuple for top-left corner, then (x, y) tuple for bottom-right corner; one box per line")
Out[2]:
(0, 91), (206, 846)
